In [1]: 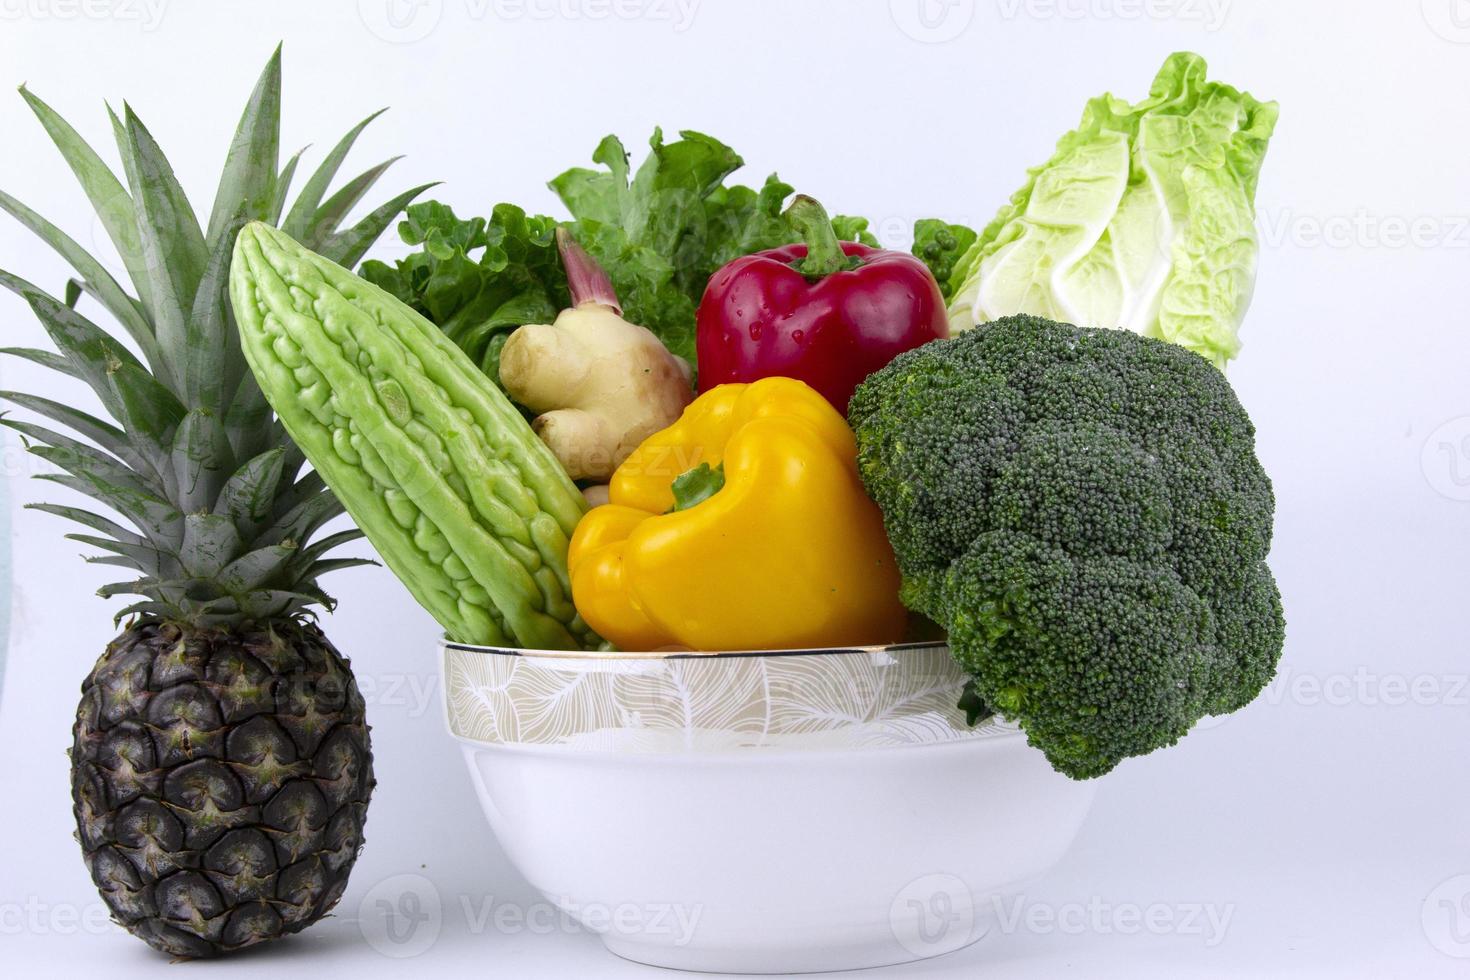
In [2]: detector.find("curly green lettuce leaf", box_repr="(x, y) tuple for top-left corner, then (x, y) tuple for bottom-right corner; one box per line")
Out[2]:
(365, 129), (920, 371)
(946, 51), (1278, 368)
(361, 201), (566, 383)
(554, 129), (879, 362)
(912, 218), (978, 300)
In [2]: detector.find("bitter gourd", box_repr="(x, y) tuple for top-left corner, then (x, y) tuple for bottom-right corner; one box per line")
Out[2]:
(230, 221), (595, 650)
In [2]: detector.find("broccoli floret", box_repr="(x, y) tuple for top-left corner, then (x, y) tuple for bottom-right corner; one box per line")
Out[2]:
(849, 314), (1284, 779)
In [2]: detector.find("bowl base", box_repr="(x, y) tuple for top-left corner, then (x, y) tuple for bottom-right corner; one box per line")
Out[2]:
(600, 928), (985, 975)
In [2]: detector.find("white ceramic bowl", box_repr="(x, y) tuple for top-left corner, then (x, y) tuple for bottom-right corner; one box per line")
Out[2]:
(441, 640), (1094, 974)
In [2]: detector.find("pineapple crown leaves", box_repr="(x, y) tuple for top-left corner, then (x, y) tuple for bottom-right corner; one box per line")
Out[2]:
(0, 45), (436, 627)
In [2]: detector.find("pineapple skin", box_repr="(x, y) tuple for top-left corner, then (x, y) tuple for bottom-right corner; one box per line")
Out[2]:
(70, 619), (373, 957)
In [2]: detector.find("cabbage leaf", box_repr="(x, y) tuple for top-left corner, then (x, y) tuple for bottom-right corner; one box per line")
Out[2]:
(947, 52), (1278, 368)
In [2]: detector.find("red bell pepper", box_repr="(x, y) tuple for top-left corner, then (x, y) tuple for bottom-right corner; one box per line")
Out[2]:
(695, 195), (949, 413)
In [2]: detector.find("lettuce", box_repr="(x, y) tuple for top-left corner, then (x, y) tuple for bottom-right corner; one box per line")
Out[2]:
(361, 201), (567, 386)
(363, 129), (882, 370)
(946, 52), (1278, 368)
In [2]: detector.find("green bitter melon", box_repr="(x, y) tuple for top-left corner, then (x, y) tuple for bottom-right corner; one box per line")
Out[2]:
(230, 221), (595, 650)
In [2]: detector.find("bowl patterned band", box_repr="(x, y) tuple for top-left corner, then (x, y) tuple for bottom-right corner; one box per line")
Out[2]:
(441, 642), (1021, 753)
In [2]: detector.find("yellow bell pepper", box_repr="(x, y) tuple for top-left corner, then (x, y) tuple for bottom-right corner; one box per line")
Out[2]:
(568, 377), (907, 652)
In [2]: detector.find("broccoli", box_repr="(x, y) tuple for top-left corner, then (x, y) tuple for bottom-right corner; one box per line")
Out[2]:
(848, 314), (1284, 779)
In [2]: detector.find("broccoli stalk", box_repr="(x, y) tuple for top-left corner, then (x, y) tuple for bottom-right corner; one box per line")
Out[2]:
(849, 315), (1284, 779)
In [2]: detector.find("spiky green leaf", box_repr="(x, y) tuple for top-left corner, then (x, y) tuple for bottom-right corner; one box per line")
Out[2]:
(0, 390), (155, 476)
(98, 577), (154, 599)
(37, 471), (183, 548)
(205, 45), (281, 243)
(66, 277), (150, 330)
(214, 446), (287, 529)
(6, 275), (148, 385)
(272, 146), (307, 226)
(0, 346), (77, 378)
(292, 527), (364, 565)
(303, 156), (403, 250)
(111, 599), (175, 623)
(18, 86), (154, 313)
(318, 182), (438, 267)
(222, 367), (275, 463)
(179, 512), (241, 578)
(280, 432), (307, 481)
(106, 360), (187, 459)
(170, 410), (232, 515)
(257, 490), (344, 548)
(29, 445), (150, 501)
(68, 532), (174, 576)
(5, 419), (157, 497)
(114, 104), (209, 384)
(305, 558), (377, 577)
(269, 470), (327, 524)
(1, 277), (171, 439)
(84, 554), (144, 570)
(6, 51), (431, 625)
(238, 589), (334, 620)
(27, 502), (142, 544)
(183, 217), (245, 413)
(283, 107), (388, 241)
(217, 542), (296, 593)
(0, 187), (160, 366)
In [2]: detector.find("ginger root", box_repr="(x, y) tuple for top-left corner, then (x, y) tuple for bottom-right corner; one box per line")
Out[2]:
(499, 229), (693, 482)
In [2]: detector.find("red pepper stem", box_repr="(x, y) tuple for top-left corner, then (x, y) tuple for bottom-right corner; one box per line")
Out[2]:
(785, 194), (850, 279)
(556, 227), (621, 313)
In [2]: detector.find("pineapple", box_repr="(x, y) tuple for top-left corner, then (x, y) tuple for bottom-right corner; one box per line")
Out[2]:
(0, 48), (430, 957)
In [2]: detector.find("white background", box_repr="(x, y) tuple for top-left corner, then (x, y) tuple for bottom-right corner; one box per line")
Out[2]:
(0, 0), (1466, 976)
